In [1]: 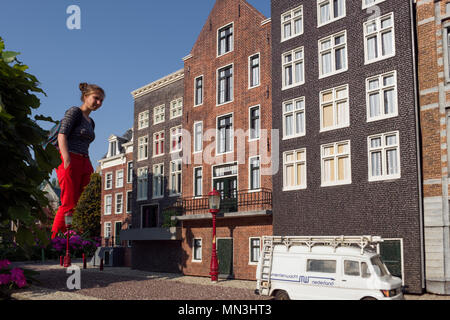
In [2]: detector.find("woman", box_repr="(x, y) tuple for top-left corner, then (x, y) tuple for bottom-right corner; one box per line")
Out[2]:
(51, 83), (105, 239)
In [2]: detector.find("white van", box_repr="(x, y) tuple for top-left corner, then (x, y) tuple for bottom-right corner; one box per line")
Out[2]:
(255, 236), (403, 300)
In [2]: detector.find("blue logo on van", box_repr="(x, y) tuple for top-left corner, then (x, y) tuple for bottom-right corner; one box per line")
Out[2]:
(271, 274), (335, 286)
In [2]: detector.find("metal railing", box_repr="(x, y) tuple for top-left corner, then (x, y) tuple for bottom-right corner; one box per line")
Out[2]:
(173, 188), (272, 215)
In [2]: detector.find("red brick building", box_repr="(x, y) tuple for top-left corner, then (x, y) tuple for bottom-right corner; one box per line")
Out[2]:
(175, 0), (273, 280)
(98, 129), (134, 267)
(416, 0), (450, 295)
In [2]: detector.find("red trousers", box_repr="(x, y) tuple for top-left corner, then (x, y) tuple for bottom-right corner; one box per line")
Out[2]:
(51, 152), (93, 239)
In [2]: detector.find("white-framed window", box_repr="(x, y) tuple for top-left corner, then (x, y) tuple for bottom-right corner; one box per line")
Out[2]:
(218, 23), (233, 56)
(115, 193), (123, 214)
(194, 121), (203, 153)
(138, 110), (149, 130)
(364, 12), (395, 64)
(194, 167), (203, 197)
(169, 159), (182, 196)
(104, 222), (111, 239)
(105, 195), (112, 215)
(137, 136), (149, 161)
(321, 141), (351, 186)
(320, 85), (349, 132)
(317, 0), (346, 27)
(249, 53), (260, 88)
(137, 167), (148, 201)
(249, 156), (261, 190)
(127, 161), (133, 184)
(282, 47), (304, 89)
(170, 126), (182, 153)
(281, 5), (303, 41)
(249, 237), (261, 264)
(249, 105), (260, 141)
(366, 71), (398, 121)
(126, 190), (132, 213)
(115, 169), (124, 188)
(368, 132), (400, 181)
(105, 172), (113, 190)
(108, 141), (117, 157)
(153, 163), (164, 198)
(153, 131), (165, 157)
(170, 98), (183, 119)
(319, 30), (347, 78)
(194, 76), (203, 106)
(193, 238), (202, 261)
(283, 149), (307, 190)
(217, 64), (233, 105)
(362, 0), (386, 9)
(283, 97), (305, 139)
(217, 113), (233, 155)
(153, 105), (165, 124)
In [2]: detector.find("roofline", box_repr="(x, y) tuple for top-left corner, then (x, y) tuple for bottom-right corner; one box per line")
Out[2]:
(131, 69), (184, 99)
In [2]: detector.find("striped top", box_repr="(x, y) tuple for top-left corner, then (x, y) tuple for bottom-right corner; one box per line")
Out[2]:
(59, 107), (95, 155)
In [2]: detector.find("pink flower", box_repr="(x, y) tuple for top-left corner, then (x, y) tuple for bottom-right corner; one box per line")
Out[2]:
(15, 278), (27, 288)
(0, 273), (11, 285)
(0, 260), (11, 270)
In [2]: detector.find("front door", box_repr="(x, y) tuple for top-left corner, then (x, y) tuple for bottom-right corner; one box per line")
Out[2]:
(217, 238), (233, 277)
(379, 240), (403, 279)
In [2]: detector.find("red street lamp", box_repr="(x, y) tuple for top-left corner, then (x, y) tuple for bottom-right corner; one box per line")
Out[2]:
(208, 189), (221, 282)
(63, 211), (73, 268)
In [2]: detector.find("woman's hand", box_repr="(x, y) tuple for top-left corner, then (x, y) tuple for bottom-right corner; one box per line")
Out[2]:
(58, 133), (71, 170)
(63, 156), (71, 170)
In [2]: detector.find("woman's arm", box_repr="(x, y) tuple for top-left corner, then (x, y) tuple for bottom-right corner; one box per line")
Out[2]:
(58, 133), (71, 169)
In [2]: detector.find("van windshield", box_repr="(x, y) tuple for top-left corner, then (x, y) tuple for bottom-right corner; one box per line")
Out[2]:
(371, 256), (389, 277)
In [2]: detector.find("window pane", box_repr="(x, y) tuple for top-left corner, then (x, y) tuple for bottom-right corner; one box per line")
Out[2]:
(369, 93), (380, 118)
(386, 149), (398, 175)
(371, 151), (382, 176)
(384, 89), (395, 114)
(320, 3), (330, 24)
(307, 259), (336, 273)
(295, 112), (304, 134)
(285, 114), (293, 136)
(382, 31), (393, 56)
(321, 52), (332, 74)
(322, 104), (334, 128)
(367, 36), (378, 60)
(344, 260), (361, 276)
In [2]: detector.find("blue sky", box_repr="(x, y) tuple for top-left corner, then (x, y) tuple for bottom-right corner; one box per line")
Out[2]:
(0, 0), (271, 172)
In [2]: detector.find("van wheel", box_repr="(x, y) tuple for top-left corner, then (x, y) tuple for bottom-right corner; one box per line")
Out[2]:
(361, 297), (377, 300)
(274, 290), (290, 300)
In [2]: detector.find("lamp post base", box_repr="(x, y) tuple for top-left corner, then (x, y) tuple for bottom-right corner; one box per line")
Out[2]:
(63, 254), (71, 268)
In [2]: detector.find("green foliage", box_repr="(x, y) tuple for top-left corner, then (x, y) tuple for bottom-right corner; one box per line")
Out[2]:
(0, 37), (61, 253)
(161, 208), (182, 228)
(73, 172), (101, 238)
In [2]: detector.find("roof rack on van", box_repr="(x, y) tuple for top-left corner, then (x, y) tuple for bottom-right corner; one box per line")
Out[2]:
(265, 235), (383, 255)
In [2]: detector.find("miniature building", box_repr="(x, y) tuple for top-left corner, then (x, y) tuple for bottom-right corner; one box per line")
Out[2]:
(416, 0), (450, 295)
(270, 0), (423, 293)
(98, 129), (134, 267)
(176, 0), (273, 280)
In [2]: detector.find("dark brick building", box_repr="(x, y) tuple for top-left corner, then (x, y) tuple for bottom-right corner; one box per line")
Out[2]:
(175, 0), (273, 280)
(121, 70), (184, 272)
(271, 0), (424, 293)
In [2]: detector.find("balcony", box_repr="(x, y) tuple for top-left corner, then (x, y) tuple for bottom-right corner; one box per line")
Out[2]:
(171, 188), (272, 221)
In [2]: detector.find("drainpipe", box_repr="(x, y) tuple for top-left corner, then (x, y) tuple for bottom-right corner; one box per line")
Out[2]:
(410, 0), (426, 291)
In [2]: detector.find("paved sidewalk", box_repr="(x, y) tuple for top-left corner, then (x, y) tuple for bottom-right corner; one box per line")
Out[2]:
(8, 260), (450, 300)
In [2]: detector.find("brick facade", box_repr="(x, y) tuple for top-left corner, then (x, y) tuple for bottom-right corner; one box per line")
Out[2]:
(271, 0), (423, 293)
(416, 0), (450, 295)
(126, 70), (184, 272)
(180, 0), (273, 280)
